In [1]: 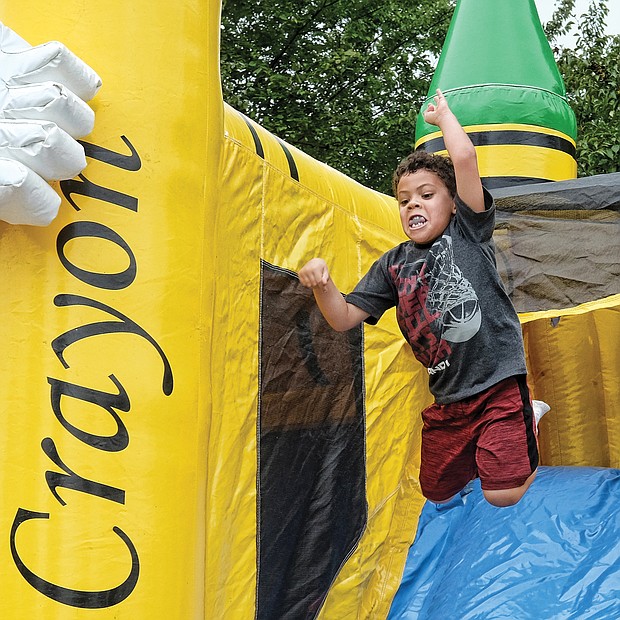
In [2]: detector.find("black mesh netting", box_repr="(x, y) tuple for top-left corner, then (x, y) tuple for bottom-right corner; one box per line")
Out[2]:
(257, 261), (366, 620)
(491, 173), (620, 312)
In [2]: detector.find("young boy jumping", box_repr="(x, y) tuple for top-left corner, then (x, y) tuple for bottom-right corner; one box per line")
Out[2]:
(299, 89), (540, 508)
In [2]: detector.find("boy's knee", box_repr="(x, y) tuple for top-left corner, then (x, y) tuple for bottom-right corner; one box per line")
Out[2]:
(483, 488), (526, 507)
(483, 470), (537, 507)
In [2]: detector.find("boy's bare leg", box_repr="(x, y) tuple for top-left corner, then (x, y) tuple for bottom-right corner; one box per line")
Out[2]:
(483, 470), (537, 508)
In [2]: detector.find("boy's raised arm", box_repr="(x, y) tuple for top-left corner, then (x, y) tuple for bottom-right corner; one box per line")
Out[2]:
(299, 258), (369, 331)
(423, 89), (485, 213)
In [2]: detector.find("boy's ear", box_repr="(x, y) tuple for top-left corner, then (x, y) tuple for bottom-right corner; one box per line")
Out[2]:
(451, 199), (457, 214)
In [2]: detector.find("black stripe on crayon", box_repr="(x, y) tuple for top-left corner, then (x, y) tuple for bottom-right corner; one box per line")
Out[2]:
(241, 115), (265, 159)
(418, 130), (576, 158)
(275, 137), (300, 182)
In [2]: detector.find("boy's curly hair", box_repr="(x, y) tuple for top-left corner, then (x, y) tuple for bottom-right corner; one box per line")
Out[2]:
(392, 150), (456, 198)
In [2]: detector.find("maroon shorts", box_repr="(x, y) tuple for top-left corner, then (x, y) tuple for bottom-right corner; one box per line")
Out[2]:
(419, 375), (539, 502)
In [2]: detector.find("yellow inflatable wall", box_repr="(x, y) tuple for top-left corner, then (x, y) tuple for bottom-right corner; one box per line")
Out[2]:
(0, 1), (219, 617)
(0, 1), (618, 619)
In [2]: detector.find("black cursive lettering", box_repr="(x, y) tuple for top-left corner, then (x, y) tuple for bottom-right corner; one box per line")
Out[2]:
(10, 508), (139, 608)
(47, 374), (130, 452)
(51, 294), (173, 396)
(56, 221), (137, 290)
(42, 437), (125, 506)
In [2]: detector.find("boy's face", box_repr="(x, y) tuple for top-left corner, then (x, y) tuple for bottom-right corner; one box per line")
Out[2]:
(397, 169), (456, 245)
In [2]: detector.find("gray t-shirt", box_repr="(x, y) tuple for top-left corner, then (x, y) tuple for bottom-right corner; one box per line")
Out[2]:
(345, 188), (526, 404)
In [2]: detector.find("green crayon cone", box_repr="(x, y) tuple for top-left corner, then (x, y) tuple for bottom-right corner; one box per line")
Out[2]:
(415, 0), (577, 188)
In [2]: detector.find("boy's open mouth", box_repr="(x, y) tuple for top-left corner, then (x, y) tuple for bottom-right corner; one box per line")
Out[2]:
(408, 215), (427, 229)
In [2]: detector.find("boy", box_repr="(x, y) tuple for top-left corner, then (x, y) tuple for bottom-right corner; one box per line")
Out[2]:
(299, 89), (539, 507)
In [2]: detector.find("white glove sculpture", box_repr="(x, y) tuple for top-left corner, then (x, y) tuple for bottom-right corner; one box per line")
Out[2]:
(0, 22), (101, 225)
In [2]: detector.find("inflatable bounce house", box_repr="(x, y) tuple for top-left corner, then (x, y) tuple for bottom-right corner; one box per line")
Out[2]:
(1, 0), (618, 618)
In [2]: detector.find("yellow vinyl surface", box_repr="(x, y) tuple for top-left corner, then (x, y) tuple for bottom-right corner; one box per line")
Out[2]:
(0, 1), (219, 618)
(476, 144), (577, 182)
(427, 144), (577, 182)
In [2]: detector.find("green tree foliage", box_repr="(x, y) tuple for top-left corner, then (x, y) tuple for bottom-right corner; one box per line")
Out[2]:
(220, 0), (454, 193)
(545, 0), (620, 176)
(221, 0), (619, 190)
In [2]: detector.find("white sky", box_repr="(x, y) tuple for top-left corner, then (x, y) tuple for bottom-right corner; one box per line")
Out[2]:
(534, 0), (620, 46)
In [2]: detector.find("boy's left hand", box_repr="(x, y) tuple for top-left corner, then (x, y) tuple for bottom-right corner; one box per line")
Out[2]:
(422, 89), (452, 127)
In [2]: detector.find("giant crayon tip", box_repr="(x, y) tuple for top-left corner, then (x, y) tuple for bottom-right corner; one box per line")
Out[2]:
(415, 0), (577, 188)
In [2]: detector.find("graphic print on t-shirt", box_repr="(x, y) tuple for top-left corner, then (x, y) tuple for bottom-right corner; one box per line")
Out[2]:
(390, 235), (481, 369)
(427, 235), (482, 343)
